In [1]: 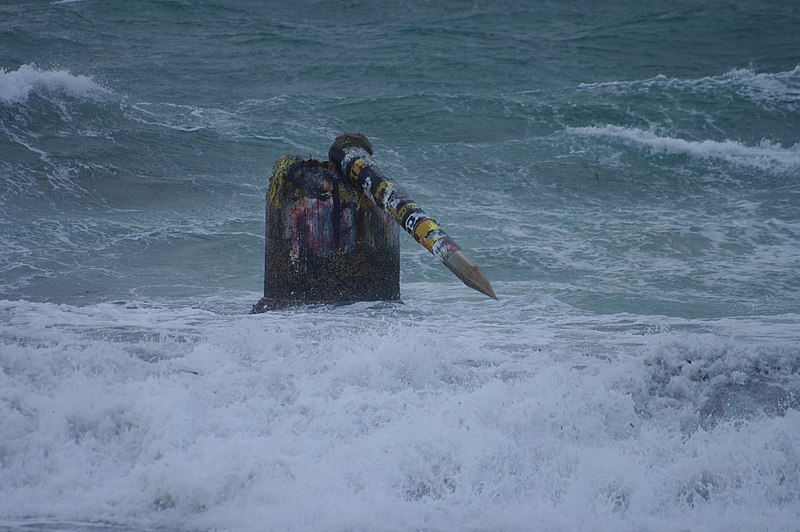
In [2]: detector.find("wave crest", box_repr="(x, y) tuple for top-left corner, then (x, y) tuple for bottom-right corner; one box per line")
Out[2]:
(578, 65), (800, 110)
(0, 64), (110, 104)
(570, 125), (800, 173)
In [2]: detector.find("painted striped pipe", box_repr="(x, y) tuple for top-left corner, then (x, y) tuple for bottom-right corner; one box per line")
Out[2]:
(329, 133), (497, 300)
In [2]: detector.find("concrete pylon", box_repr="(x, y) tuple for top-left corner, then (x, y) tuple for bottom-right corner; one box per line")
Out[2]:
(252, 155), (400, 313)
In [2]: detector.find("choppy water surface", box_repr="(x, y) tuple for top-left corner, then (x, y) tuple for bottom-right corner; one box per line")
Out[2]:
(1, 0), (799, 530)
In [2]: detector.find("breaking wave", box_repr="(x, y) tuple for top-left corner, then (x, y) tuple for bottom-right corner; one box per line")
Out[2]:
(569, 125), (800, 173)
(1, 299), (798, 531)
(0, 64), (111, 105)
(577, 65), (800, 110)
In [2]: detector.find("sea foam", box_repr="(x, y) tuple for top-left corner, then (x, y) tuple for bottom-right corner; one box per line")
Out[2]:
(1, 297), (798, 531)
(577, 65), (800, 110)
(0, 64), (110, 105)
(569, 125), (800, 173)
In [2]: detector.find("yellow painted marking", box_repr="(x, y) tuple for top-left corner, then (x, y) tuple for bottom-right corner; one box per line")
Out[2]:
(349, 159), (366, 182)
(414, 219), (439, 243)
(395, 202), (419, 221)
(374, 181), (390, 203)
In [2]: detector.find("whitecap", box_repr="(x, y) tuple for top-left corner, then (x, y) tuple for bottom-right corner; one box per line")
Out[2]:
(1, 299), (798, 530)
(577, 65), (800, 110)
(569, 125), (800, 173)
(0, 64), (111, 105)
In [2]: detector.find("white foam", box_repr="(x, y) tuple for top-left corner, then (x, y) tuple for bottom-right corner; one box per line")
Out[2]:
(722, 65), (800, 108)
(0, 64), (110, 105)
(569, 125), (800, 173)
(577, 65), (800, 109)
(0, 297), (798, 531)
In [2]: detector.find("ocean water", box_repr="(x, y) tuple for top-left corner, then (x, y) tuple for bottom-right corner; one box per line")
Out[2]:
(2, 0), (800, 530)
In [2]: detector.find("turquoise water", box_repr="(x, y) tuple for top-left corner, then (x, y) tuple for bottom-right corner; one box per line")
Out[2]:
(2, 1), (799, 530)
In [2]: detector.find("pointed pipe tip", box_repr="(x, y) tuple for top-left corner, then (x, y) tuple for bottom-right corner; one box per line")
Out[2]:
(443, 250), (498, 300)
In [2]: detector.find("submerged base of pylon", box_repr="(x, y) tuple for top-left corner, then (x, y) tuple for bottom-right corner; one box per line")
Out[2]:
(251, 295), (402, 314)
